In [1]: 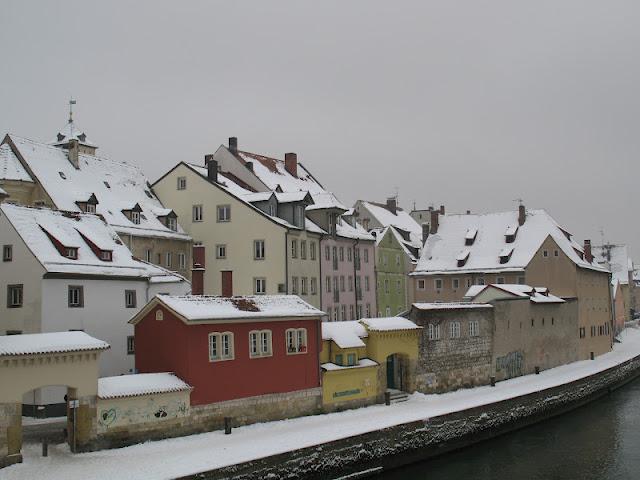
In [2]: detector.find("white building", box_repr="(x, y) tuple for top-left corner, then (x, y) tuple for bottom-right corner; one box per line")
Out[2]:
(0, 203), (190, 414)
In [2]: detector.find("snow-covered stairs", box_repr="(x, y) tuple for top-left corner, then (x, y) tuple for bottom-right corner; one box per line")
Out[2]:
(387, 389), (409, 404)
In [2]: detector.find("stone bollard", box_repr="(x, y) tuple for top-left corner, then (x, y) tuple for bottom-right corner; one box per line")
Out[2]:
(384, 391), (391, 406)
(591, 352), (595, 360)
(224, 417), (232, 435)
(535, 366), (540, 375)
(42, 438), (48, 457)
(490, 376), (496, 387)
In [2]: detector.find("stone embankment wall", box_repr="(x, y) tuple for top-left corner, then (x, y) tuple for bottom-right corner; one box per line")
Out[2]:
(182, 354), (640, 480)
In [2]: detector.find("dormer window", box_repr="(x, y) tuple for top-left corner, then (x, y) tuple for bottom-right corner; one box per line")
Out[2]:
(457, 249), (470, 267)
(40, 226), (80, 261)
(505, 225), (518, 243)
(294, 205), (305, 228)
(75, 229), (113, 262)
(167, 217), (177, 231)
(65, 247), (78, 259)
(122, 204), (143, 225)
(499, 246), (514, 264)
(86, 204), (96, 214)
(269, 204), (276, 216)
(57, 133), (65, 142)
(59, 171), (67, 180)
(76, 193), (99, 214)
(465, 228), (478, 246)
(131, 211), (141, 225)
(78, 133), (87, 142)
(144, 190), (153, 199)
(100, 250), (113, 261)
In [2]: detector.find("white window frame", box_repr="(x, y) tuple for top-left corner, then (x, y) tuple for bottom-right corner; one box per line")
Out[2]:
(452, 278), (459, 290)
(310, 242), (316, 260)
(286, 328), (308, 354)
(217, 204), (231, 222)
(310, 277), (317, 295)
(300, 240), (307, 259)
(292, 276), (299, 294)
(192, 204), (203, 222)
(254, 277), (267, 295)
(435, 278), (443, 290)
(178, 252), (186, 270)
(177, 176), (187, 190)
(209, 332), (234, 361)
(428, 323), (441, 340)
(469, 320), (480, 337)
(291, 239), (298, 258)
(216, 244), (227, 259)
(249, 330), (273, 358)
(417, 279), (426, 290)
(167, 217), (177, 231)
(254, 240), (265, 260)
(301, 277), (307, 295)
(450, 321), (461, 338)
(131, 211), (141, 225)
(166, 252), (172, 268)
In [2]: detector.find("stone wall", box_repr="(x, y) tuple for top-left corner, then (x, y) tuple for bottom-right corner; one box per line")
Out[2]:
(92, 387), (322, 450)
(184, 352), (640, 480)
(408, 307), (495, 393)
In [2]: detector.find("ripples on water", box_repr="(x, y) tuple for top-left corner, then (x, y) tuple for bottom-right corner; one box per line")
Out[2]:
(381, 378), (640, 480)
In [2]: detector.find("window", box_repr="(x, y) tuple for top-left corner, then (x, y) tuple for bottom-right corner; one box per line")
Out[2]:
(435, 279), (443, 290)
(125, 290), (137, 308)
(554, 250), (559, 257)
(65, 248), (78, 259)
(396, 254), (401, 266)
(347, 353), (357, 366)
(131, 211), (141, 225)
(452, 278), (459, 290)
(216, 244), (227, 259)
(294, 205), (305, 227)
(300, 240), (307, 259)
(469, 320), (479, 337)
(2, 245), (12, 262)
(177, 176), (187, 190)
(209, 332), (234, 361)
(249, 330), (272, 358)
(348, 275), (353, 292)
(382, 254), (388, 266)
(340, 276), (345, 292)
(366, 303), (371, 317)
(145, 249), (152, 262)
(192, 204), (203, 222)
(339, 247), (344, 262)
(6, 330), (22, 335)
(254, 278), (267, 294)
(497, 277), (505, 284)
(347, 247), (352, 261)
(325, 246), (330, 261)
(301, 277), (308, 295)
(364, 249), (369, 263)
(310, 242), (316, 260)
(100, 250), (112, 261)
(428, 323), (441, 340)
(476, 277), (485, 286)
(310, 277), (317, 295)
(579, 327), (585, 338)
(384, 279), (390, 294)
(86, 203), (96, 214)
(543, 250), (549, 258)
(155, 309), (164, 321)
(365, 276), (370, 291)
(326, 277), (332, 292)
(518, 276), (526, 285)
(127, 336), (135, 355)
(291, 240), (298, 258)
(7, 284), (23, 308)
(167, 217), (177, 231)
(103, 181), (111, 189)
(286, 328), (308, 354)
(385, 306), (391, 316)
(178, 253), (186, 270)
(254, 240), (265, 260)
(68, 285), (84, 308)
(450, 321), (461, 338)
(165, 252), (172, 268)
(356, 305), (362, 319)
(349, 305), (354, 320)
(341, 304), (346, 320)
(466, 278), (472, 288)
(292, 276), (299, 294)
(417, 279), (426, 290)
(217, 205), (231, 222)
(335, 353), (344, 365)
(58, 171), (66, 179)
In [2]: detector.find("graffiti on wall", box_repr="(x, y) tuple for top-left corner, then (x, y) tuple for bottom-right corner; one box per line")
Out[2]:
(496, 351), (524, 379)
(98, 395), (189, 432)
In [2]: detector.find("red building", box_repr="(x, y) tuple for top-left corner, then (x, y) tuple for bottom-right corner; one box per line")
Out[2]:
(129, 294), (322, 405)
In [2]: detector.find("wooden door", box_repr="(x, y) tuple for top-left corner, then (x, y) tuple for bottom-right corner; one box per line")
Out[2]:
(221, 271), (233, 297)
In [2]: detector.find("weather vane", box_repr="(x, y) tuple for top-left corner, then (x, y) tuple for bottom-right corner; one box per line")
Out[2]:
(68, 97), (76, 124)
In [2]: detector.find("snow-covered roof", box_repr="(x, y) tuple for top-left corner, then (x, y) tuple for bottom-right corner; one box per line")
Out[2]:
(412, 302), (494, 311)
(5, 135), (190, 241)
(376, 225), (420, 262)
(466, 284), (565, 304)
(357, 200), (423, 248)
(336, 217), (375, 241)
(0, 185), (7, 196)
(306, 192), (348, 212)
(1, 203), (186, 281)
(321, 321), (368, 349)
(360, 317), (420, 331)
(0, 331), (109, 356)
(98, 373), (191, 399)
(149, 294), (323, 321)
(414, 209), (608, 275)
(593, 244), (631, 286)
(49, 121), (97, 148)
(0, 143), (33, 182)
(321, 358), (378, 371)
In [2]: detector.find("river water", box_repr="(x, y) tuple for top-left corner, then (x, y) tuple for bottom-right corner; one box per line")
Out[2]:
(382, 377), (640, 480)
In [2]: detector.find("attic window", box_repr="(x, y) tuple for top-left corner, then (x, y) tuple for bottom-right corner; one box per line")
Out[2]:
(59, 172), (67, 180)
(131, 211), (141, 225)
(144, 190), (153, 199)
(499, 246), (514, 264)
(78, 133), (87, 142)
(65, 247), (78, 259)
(505, 225), (518, 243)
(465, 228), (478, 246)
(100, 250), (113, 262)
(104, 181), (111, 189)
(57, 133), (65, 142)
(456, 249), (470, 267)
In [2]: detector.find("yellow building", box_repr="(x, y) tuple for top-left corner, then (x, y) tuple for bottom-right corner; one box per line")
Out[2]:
(320, 317), (420, 410)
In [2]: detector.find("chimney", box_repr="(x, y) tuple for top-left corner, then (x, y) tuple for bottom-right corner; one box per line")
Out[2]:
(584, 239), (593, 263)
(422, 223), (430, 244)
(386, 197), (397, 215)
(518, 204), (526, 226)
(439, 205), (445, 215)
(430, 209), (439, 234)
(229, 137), (238, 155)
(466, 210), (471, 215)
(191, 263), (205, 296)
(284, 152), (298, 177)
(207, 159), (218, 183)
(68, 139), (80, 169)
(204, 154), (214, 165)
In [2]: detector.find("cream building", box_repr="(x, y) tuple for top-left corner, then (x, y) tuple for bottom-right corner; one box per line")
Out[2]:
(0, 121), (192, 279)
(153, 159), (323, 307)
(411, 205), (614, 359)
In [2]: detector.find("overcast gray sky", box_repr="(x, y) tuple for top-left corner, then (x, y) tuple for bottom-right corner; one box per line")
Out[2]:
(1, 1), (638, 260)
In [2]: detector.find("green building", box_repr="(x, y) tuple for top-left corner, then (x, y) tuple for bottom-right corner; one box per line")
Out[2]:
(374, 225), (420, 316)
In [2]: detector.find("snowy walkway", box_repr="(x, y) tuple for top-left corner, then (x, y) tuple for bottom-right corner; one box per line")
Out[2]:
(5, 328), (640, 480)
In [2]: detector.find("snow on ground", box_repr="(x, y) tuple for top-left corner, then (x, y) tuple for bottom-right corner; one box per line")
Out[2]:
(5, 327), (640, 480)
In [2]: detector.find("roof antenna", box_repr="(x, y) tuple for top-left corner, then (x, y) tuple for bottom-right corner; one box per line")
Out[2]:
(513, 198), (524, 207)
(68, 97), (76, 124)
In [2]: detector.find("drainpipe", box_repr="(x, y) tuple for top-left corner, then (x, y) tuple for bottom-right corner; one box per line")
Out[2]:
(285, 230), (289, 295)
(354, 239), (360, 318)
(319, 233), (324, 313)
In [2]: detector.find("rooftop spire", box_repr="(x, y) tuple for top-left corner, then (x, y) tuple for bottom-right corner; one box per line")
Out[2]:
(68, 97), (76, 124)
